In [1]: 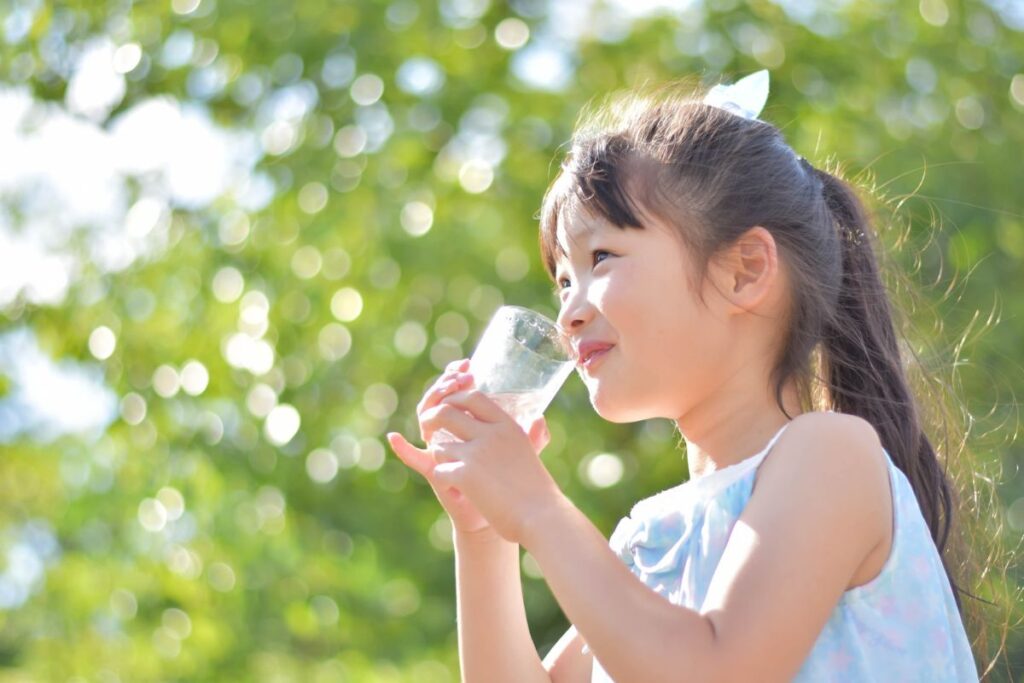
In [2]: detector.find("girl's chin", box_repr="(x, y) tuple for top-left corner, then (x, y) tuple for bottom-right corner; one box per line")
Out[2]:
(587, 385), (635, 423)
(587, 382), (662, 423)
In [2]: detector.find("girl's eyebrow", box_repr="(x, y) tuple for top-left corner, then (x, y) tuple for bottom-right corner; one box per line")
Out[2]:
(554, 228), (606, 280)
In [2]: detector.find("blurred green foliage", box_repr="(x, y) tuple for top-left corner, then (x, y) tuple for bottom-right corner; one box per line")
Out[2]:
(0, 0), (1022, 680)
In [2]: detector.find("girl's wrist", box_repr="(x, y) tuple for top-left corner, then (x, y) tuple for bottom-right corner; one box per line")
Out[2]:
(454, 526), (514, 548)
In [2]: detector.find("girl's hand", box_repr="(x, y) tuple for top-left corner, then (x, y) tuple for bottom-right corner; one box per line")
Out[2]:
(413, 374), (567, 546)
(387, 360), (552, 539)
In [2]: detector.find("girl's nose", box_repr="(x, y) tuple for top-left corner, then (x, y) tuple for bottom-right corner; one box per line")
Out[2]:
(556, 289), (594, 333)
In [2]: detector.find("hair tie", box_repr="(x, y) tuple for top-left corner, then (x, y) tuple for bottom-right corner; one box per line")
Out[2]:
(702, 70), (770, 121)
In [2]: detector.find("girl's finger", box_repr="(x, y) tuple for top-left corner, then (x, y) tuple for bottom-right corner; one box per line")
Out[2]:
(447, 358), (471, 373)
(389, 433), (468, 503)
(420, 402), (479, 442)
(416, 364), (474, 417)
(528, 417), (551, 452)
(437, 389), (507, 425)
(386, 432), (435, 477)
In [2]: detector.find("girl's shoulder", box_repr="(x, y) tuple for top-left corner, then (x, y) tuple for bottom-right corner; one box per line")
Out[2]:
(752, 409), (891, 540)
(758, 410), (886, 481)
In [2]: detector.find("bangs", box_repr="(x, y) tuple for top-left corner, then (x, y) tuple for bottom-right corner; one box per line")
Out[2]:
(538, 138), (650, 282)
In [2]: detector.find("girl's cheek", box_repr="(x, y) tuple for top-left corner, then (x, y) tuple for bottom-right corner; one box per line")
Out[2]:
(590, 275), (615, 304)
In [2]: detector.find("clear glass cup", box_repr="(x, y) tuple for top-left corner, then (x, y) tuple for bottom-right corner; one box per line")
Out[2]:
(430, 305), (576, 446)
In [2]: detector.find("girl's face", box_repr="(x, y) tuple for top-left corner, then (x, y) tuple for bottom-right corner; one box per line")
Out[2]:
(554, 205), (738, 423)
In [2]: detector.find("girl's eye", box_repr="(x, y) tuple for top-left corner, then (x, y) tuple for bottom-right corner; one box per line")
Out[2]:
(556, 250), (612, 292)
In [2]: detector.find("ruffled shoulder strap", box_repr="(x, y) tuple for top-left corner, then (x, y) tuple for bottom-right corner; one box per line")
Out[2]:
(629, 421), (793, 517)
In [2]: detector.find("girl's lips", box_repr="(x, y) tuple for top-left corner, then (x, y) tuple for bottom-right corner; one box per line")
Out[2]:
(581, 346), (613, 373)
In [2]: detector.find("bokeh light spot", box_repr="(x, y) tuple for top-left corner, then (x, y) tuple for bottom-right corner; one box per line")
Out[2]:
(495, 18), (530, 50)
(246, 383), (279, 418)
(120, 392), (147, 425)
(458, 160), (493, 193)
(224, 333), (276, 375)
(311, 595), (340, 625)
(180, 360), (209, 395)
(138, 498), (168, 532)
(318, 323), (352, 361)
(333, 125), (367, 157)
(955, 96), (984, 129)
(88, 326), (117, 360)
(331, 433), (360, 469)
(298, 182), (329, 214)
(113, 43), (143, 74)
(261, 120), (299, 156)
(153, 364), (181, 398)
(239, 290), (270, 326)
(212, 266), (245, 302)
(306, 448), (339, 483)
(153, 627), (181, 658)
(351, 74), (385, 106)
(394, 321), (428, 357)
(434, 311), (469, 344)
(400, 201), (434, 236)
(396, 57), (445, 96)
(356, 438), (385, 471)
(265, 404), (301, 446)
(291, 245), (323, 279)
(363, 383), (399, 419)
(162, 607), (192, 639)
(330, 287), (363, 322)
(919, 0), (949, 26)
(171, 0), (201, 15)
(580, 452), (624, 489)
(157, 487), (185, 521)
(429, 338), (463, 370)
(322, 248), (352, 280)
(1011, 75), (1024, 107)
(207, 562), (236, 592)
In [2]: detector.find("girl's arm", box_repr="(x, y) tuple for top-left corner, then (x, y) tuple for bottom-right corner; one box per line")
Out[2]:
(521, 412), (890, 683)
(453, 528), (551, 683)
(543, 625), (594, 682)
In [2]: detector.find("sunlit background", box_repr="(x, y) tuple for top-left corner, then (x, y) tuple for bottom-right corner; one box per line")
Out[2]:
(1, 0), (1022, 680)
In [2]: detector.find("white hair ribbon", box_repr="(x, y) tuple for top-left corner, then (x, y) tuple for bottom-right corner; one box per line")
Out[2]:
(702, 69), (770, 120)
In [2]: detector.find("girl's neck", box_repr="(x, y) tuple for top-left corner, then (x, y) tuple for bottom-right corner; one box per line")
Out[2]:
(677, 382), (804, 480)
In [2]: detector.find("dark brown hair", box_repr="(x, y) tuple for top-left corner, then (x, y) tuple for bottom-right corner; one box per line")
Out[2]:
(537, 82), (1011, 673)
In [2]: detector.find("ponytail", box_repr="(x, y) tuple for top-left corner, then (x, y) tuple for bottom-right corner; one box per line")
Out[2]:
(813, 166), (962, 608)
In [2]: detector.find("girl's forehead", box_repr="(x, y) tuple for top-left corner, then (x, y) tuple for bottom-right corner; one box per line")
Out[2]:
(555, 205), (604, 256)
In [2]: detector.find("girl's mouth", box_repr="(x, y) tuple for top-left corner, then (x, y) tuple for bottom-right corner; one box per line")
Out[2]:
(581, 346), (613, 373)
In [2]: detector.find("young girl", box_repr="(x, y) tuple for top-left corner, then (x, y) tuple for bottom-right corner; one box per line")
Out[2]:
(387, 71), (980, 682)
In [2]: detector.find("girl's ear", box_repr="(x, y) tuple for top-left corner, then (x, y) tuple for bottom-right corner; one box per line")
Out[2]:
(712, 226), (780, 314)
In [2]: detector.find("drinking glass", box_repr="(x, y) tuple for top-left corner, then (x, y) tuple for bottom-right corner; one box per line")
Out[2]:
(430, 305), (576, 446)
